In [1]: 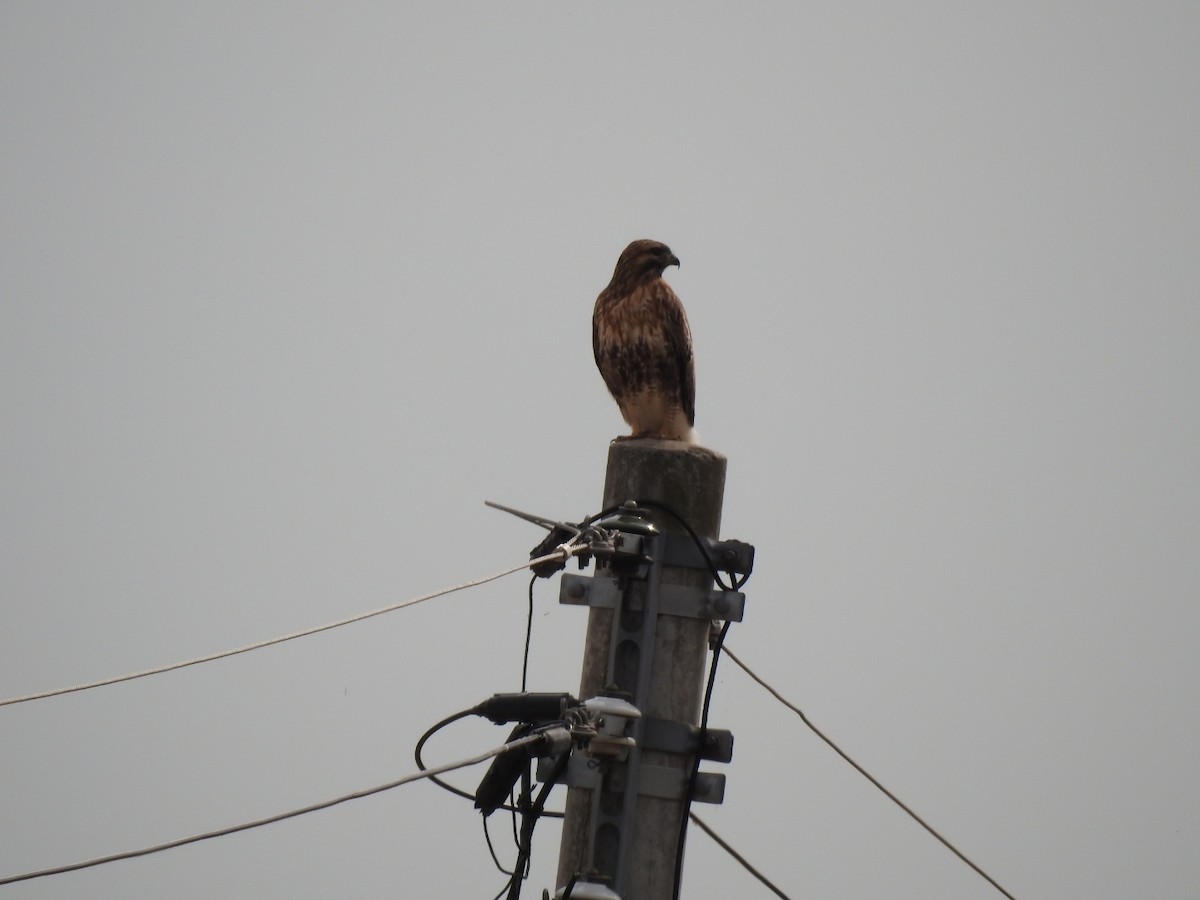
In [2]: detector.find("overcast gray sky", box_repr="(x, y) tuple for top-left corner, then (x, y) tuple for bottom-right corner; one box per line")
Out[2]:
(2, 3), (1197, 898)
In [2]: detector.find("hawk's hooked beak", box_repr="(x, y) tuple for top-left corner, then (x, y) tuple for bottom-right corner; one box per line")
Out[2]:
(667, 253), (681, 269)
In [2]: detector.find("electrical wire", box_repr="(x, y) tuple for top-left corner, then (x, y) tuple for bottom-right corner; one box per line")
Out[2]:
(482, 816), (517, 877)
(687, 812), (792, 899)
(506, 573), (540, 874)
(643, 498), (751, 590)
(0, 547), (586, 710)
(507, 778), (524, 857)
(0, 732), (550, 887)
(501, 752), (568, 900)
(414, 708), (484, 805)
(412, 707), (565, 820)
(596, 498), (746, 900)
(672, 619), (731, 900)
(722, 645), (1019, 900)
(522, 574), (536, 692)
(417, 705), (566, 899)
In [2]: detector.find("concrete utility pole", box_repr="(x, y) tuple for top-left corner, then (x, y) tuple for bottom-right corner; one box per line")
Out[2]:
(552, 440), (747, 899)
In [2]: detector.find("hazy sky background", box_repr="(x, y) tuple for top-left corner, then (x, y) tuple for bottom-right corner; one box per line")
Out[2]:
(2, 4), (1197, 898)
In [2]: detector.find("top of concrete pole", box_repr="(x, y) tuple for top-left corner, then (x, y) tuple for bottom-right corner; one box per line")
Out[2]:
(602, 440), (727, 540)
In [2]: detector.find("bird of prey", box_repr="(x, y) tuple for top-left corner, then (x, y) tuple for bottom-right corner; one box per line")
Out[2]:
(592, 239), (697, 443)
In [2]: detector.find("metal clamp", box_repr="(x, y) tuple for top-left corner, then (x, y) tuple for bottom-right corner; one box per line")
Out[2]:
(559, 573), (745, 622)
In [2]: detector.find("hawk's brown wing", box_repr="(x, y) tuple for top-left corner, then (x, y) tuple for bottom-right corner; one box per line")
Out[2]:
(592, 295), (622, 400)
(659, 283), (696, 426)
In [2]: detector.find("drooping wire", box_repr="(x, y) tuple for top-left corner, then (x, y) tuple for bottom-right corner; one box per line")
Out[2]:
(507, 778), (524, 860)
(422, 712), (565, 898)
(636, 498), (751, 591)
(0, 731), (551, 887)
(522, 574), (536, 692)
(413, 708), (486, 806)
(482, 816), (517, 878)
(507, 574), (540, 869)
(671, 619), (731, 900)
(1, 547), (586, 710)
(510, 771), (531, 880)
(413, 707), (564, 819)
(722, 645), (1019, 900)
(502, 751), (568, 900)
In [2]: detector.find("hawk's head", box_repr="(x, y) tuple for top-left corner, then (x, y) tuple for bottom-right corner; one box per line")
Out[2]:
(612, 239), (681, 285)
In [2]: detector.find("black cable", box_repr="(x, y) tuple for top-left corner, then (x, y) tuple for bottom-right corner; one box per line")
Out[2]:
(513, 761), (532, 858)
(633, 498), (738, 591)
(672, 619), (731, 900)
(515, 576), (536, 871)
(522, 574), (536, 692)
(489, 762), (535, 900)
(581, 498), (747, 897)
(688, 812), (792, 899)
(584, 498), (749, 592)
(723, 647), (1019, 900)
(413, 707), (565, 820)
(507, 561), (559, 898)
(508, 781), (522, 855)
(417, 711), (569, 896)
(414, 708), (482, 804)
(518, 497), (746, 899)
(503, 781), (534, 900)
(483, 816), (517, 877)
(503, 752), (569, 900)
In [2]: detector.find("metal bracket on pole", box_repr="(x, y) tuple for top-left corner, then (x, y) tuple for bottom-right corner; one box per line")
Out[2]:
(557, 522), (742, 899)
(552, 448), (754, 900)
(559, 573), (745, 622)
(559, 754), (727, 804)
(605, 529), (663, 897)
(659, 534), (755, 576)
(641, 717), (734, 762)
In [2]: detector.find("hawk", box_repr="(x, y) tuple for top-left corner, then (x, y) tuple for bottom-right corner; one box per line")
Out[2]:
(593, 239), (697, 443)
